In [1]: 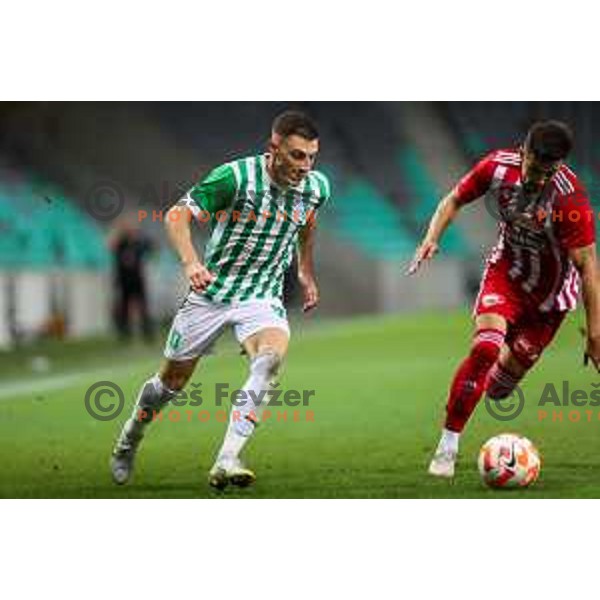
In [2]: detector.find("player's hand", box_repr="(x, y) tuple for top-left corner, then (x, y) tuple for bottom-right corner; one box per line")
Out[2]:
(299, 273), (319, 313)
(584, 334), (600, 372)
(184, 261), (215, 293)
(407, 239), (439, 275)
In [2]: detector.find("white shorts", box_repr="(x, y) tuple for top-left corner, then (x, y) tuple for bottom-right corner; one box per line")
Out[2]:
(164, 293), (290, 361)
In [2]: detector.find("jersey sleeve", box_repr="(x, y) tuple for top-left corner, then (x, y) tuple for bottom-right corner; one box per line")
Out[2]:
(454, 153), (498, 206)
(555, 187), (596, 250)
(185, 163), (238, 216)
(308, 170), (332, 221)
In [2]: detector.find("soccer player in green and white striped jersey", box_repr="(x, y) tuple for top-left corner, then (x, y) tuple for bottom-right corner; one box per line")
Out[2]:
(111, 111), (331, 490)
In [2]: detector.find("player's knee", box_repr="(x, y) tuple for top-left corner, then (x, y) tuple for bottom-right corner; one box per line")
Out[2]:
(470, 329), (504, 371)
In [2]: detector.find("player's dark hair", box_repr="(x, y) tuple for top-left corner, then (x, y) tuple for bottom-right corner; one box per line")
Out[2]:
(524, 120), (574, 162)
(272, 110), (319, 141)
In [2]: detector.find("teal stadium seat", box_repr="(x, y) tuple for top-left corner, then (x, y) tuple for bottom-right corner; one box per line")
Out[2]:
(0, 176), (110, 271)
(320, 167), (417, 260)
(398, 148), (469, 257)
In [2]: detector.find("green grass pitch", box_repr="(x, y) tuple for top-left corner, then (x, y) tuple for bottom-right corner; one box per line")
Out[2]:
(0, 310), (599, 498)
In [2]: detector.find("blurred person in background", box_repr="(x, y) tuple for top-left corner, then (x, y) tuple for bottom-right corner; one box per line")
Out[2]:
(108, 216), (155, 343)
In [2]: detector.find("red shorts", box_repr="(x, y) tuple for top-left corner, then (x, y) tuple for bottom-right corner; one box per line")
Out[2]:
(474, 266), (567, 367)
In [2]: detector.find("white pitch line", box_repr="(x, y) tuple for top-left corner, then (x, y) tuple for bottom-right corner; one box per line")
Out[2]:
(0, 361), (154, 401)
(0, 324), (578, 402)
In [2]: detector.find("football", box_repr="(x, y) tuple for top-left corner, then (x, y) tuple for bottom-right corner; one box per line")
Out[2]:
(478, 434), (541, 489)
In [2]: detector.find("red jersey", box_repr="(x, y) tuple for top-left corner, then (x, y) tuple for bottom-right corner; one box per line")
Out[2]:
(455, 149), (596, 313)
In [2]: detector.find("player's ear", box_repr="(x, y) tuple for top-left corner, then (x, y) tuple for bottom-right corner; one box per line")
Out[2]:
(269, 132), (283, 156)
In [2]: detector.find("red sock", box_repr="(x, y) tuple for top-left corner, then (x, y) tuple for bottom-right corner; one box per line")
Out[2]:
(445, 328), (505, 433)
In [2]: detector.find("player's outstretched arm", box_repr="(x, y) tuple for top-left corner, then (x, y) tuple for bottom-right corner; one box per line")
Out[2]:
(297, 221), (319, 313)
(408, 191), (462, 275)
(570, 244), (600, 371)
(165, 205), (215, 293)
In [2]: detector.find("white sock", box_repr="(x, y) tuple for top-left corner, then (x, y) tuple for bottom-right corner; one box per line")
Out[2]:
(121, 375), (176, 442)
(216, 352), (280, 463)
(439, 428), (460, 454)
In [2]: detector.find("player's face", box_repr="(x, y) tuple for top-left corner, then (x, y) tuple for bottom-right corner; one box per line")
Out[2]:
(521, 150), (561, 196)
(271, 135), (319, 187)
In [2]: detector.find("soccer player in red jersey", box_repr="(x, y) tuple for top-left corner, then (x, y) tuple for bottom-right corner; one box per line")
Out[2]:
(409, 120), (600, 478)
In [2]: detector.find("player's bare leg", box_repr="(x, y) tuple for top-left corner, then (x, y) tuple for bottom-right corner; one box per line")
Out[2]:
(111, 358), (199, 485)
(429, 313), (508, 478)
(209, 328), (289, 490)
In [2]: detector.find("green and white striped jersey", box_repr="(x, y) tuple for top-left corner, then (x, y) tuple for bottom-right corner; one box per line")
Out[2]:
(183, 153), (331, 303)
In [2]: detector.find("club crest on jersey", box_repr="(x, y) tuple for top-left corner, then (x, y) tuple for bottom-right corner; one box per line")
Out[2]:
(292, 197), (307, 225)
